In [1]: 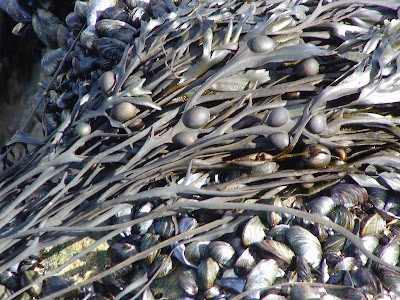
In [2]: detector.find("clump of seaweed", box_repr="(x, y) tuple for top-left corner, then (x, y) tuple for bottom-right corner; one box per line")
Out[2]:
(2, 0), (400, 299)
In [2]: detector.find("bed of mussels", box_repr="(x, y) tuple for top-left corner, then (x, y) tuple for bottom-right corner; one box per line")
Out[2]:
(2, 0), (400, 299)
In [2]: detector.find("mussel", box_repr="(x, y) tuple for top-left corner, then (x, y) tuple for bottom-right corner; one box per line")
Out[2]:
(244, 259), (278, 299)
(286, 226), (322, 268)
(330, 184), (368, 208)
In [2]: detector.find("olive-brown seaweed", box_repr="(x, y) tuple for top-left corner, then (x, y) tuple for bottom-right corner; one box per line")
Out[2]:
(1, 0), (400, 299)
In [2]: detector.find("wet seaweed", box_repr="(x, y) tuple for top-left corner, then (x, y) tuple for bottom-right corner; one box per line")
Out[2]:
(2, 0), (400, 298)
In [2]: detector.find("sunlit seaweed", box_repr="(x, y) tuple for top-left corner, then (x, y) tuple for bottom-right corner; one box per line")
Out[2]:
(1, 0), (400, 298)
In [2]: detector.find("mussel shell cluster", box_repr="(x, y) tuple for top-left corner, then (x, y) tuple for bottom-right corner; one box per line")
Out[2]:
(1, 0), (400, 299)
(0, 0), (73, 48)
(102, 184), (400, 299)
(0, 257), (80, 299)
